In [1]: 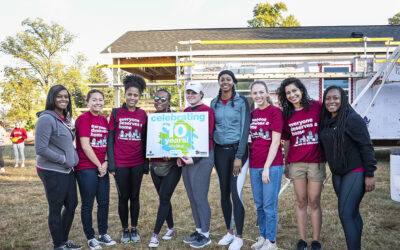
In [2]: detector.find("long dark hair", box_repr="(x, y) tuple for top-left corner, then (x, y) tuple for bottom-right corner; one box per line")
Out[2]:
(123, 74), (146, 94)
(45, 84), (72, 118)
(214, 70), (237, 108)
(277, 78), (312, 119)
(320, 85), (352, 164)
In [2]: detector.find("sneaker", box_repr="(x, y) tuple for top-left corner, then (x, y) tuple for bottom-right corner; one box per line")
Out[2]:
(148, 234), (159, 248)
(14, 164), (18, 168)
(251, 236), (265, 249)
(311, 241), (322, 250)
(295, 239), (308, 250)
(0, 168), (5, 173)
(190, 234), (211, 248)
(98, 234), (116, 246)
(21, 163), (25, 168)
(260, 240), (278, 250)
(120, 228), (131, 244)
(64, 240), (82, 250)
(54, 245), (67, 250)
(228, 237), (243, 250)
(183, 231), (200, 244)
(162, 228), (176, 240)
(218, 232), (234, 246)
(87, 238), (102, 250)
(131, 228), (140, 243)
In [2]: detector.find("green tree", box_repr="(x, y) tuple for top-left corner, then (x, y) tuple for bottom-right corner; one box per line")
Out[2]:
(388, 12), (400, 25)
(248, 2), (300, 27)
(87, 65), (114, 109)
(0, 18), (75, 94)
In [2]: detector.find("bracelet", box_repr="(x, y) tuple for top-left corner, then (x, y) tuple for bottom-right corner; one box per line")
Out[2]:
(104, 159), (108, 162)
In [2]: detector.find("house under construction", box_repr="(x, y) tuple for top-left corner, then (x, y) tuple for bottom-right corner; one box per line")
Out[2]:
(97, 25), (400, 141)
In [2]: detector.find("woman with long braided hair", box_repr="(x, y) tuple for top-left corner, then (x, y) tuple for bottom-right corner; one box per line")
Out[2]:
(278, 78), (325, 250)
(320, 86), (376, 250)
(211, 70), (250, 250)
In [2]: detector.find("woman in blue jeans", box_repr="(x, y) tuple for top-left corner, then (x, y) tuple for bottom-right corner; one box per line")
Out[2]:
(249, 81), (284, 250)
(320, 86), (376, 250)
(75, 89), (116, 249)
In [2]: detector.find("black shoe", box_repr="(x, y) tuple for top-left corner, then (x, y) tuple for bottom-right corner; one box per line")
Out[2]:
(311, 241), (322, 250)
(183, 231), (200, 244)
(131, 228), (141, 243)
(64, 240), (82, 250)
(190, 234), (211, 248)
(295, 239), (308, 250)
(121, 228), (131, 243)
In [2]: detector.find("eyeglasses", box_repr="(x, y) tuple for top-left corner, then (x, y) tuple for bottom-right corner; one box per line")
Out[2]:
(154, 97), (168, 103)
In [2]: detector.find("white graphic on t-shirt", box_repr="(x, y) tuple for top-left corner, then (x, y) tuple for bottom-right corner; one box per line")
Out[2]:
(90, 125), (107, 148)
(250, 118), (270, 140)
(118, 118), (142, 141)
(289, 118), (318, 147)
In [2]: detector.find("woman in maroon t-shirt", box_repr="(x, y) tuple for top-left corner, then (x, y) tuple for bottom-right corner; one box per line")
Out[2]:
(107, 74), (147, 244)
(278, 78), (325, 250)
(75, 89), (116, 248)
(249, 81), (284, 250)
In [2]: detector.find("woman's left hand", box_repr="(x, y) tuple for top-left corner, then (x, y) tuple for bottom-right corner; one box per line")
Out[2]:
(233, 158), (242, 177)
(365, 177), (375, 192)
(98, 162), (108, 177)
(262, 167), (270, 184)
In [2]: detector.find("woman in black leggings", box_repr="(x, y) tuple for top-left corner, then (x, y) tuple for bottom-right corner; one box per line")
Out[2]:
(148, 89), (182, 248)
(320, 86), (376, 250)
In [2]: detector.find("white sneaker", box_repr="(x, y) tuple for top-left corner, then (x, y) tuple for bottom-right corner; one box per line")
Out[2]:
(251, 236), (265, 249)
(21, 163), (25, 168)
(162, 228), (176, 240)
(259, 240), (278, 250)
(14, 164), (18, 168)
(0, 168), (5, 173)
(148, 234), (159, 248)
(218, 232), (234, 246)
(88, 238), (102, 250)
(228, 237), (243, 250)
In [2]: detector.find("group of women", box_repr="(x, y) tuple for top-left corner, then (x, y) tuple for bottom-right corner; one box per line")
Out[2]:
(35, 70), (376, 250)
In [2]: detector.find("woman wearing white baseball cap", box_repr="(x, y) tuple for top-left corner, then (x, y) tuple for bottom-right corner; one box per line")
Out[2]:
(178, 81), (215, 248)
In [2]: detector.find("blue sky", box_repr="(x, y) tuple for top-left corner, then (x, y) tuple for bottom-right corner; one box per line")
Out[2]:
(0, 0), (399, 68)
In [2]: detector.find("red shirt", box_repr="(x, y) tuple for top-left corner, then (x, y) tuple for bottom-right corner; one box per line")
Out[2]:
(10, 128), (27, 144)
(75, 111), (108, 171)
(250, 105), (284, 168)
(184, 104), (215, 150)
(220, 97), (232, 106)
(109, 107), (147, 167)
(282, 101), (322, 163)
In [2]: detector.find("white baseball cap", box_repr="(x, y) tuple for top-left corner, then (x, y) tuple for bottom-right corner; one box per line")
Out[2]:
(185, 81), (203, 93)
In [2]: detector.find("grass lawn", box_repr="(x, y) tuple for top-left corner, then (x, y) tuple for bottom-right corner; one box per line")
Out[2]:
(0, 146), (399, 249)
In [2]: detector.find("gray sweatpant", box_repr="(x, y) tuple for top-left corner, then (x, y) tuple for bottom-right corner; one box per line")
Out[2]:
(182, 149), (214, 233)
(13, 143), (25, 164)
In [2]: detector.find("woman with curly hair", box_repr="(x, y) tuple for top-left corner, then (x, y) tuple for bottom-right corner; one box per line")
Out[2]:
(320, 86), (376, 250)
(278, 78), (325, 250)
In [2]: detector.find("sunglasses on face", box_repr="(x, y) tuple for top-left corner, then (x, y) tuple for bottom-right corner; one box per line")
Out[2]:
(154, 96), (168, 103)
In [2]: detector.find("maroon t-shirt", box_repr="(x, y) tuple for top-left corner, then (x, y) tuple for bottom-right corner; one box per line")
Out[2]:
(184, 104), (215, 150)
(75, 111), (108, 171)
(250, 105), (284, 168)
(282, 101), (322, 163)
(109, 107), (147, 167)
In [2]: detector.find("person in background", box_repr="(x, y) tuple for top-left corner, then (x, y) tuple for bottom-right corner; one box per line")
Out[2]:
(75, 89), (116, 250)
(107, 74), (148, 244)
(148, 89), (181, 248)
(10, 121), (27, 167)
(277, 78), (325, 250)
(35, 84), (81, 250)
(249, 81), (284, 250)
(320, 86), (376, 250)
(178, 82), (215, 248)
(211, 70), (250, 250)
(0, 121), (6, 173)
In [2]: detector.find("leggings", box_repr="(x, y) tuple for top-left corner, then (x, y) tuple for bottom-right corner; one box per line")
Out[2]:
(182, 149), (214, 233)
(214, 144), (249, 235)
(332, 172), (365, 250)
(0, 146), (4, 167)
(150, 164), (181, 235)
(114, 165), (144, 229)
(13, 143), (25, 163)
